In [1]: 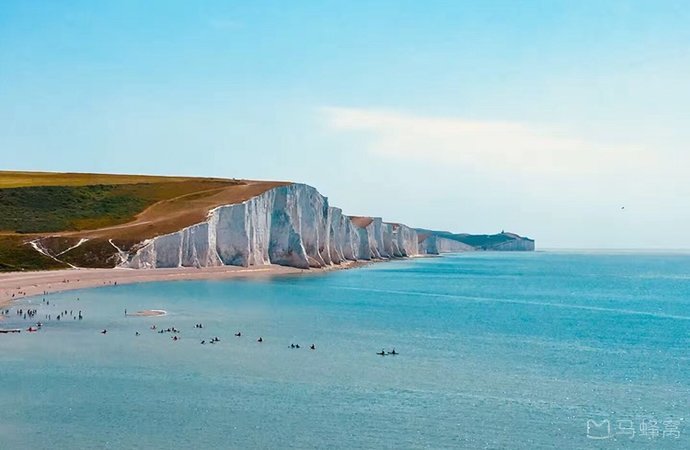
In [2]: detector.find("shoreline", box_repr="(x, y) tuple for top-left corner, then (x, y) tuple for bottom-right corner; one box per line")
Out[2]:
(0, 260), (371, 309)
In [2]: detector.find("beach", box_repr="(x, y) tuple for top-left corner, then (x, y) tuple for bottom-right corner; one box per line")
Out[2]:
(0, 262), (365, 309)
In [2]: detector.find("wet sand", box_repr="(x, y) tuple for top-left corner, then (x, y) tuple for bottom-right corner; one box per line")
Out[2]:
(0, 262), (366, 309)
(128, 309), (167, 317)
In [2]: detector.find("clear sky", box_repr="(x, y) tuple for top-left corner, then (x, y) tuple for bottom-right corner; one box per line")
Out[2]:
(1, 1), (689, 248)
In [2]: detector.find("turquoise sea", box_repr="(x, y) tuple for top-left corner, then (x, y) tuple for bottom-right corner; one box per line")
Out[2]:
(1, 252), (689, 449)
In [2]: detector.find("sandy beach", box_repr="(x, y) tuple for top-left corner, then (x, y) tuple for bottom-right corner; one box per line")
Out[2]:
(0, 263), (365, 309)
(128, 309), (167, 317)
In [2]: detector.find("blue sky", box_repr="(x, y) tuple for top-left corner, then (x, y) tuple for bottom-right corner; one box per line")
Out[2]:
(1, 1), (689, 248)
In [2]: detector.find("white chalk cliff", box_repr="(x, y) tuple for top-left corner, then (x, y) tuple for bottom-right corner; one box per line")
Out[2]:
(124, 183), (425, 270)
(418, 235), (475, 254)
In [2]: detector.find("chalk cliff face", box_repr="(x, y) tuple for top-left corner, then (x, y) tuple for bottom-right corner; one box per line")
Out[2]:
(125, 184), (421, 270)
(486, 238), (535, 251)
(418, 235), (475, 255)
(394, 224), (420, 257)
(123, 183), (534, 271)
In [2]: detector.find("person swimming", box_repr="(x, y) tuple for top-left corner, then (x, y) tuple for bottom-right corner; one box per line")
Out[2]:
(257, 337), (263, 343)
(235, 331), (241, 337)
(201, 340), (206, 344)
(310, 344), (316, 350)
(101, 329), (107, 334)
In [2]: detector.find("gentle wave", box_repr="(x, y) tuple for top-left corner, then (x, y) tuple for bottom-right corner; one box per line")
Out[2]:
(331, 286), (690, 321)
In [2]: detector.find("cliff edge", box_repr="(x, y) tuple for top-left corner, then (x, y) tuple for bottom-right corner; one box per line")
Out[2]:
(0, 171), (534, 271)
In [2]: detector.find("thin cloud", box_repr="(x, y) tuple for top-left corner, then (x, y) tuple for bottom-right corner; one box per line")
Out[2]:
(321, 107), (652, 175)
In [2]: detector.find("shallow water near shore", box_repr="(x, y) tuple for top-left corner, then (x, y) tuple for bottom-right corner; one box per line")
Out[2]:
(1, 252), (690, 449)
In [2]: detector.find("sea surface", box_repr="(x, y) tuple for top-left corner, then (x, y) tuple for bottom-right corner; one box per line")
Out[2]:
(1, 252), (689, 449)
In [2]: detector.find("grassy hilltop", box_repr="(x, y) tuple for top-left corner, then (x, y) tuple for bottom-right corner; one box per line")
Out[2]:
(0, 171), (287, 271)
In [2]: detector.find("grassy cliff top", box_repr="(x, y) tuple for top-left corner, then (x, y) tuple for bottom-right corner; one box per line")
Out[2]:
(0, 171), (226, 188)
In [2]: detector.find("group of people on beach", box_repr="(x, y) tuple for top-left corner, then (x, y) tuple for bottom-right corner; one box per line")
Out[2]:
(0, 297), (84, 332)
(55, 308), (83, 321)
(3, 300), (81, 320)
(13, 307), (38, 320)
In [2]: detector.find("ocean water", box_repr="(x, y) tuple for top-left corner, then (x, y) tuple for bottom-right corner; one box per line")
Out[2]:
(1, 252), (689, 449)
